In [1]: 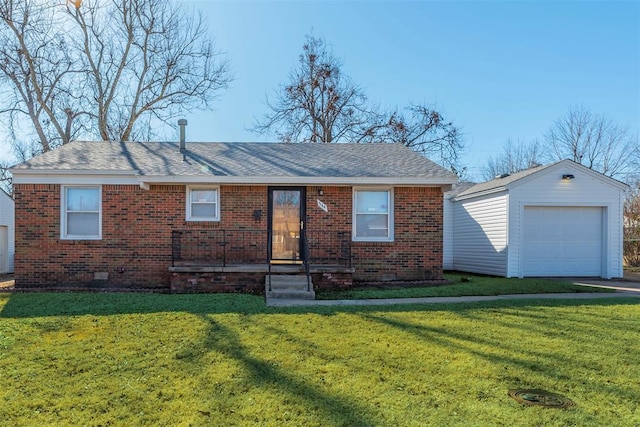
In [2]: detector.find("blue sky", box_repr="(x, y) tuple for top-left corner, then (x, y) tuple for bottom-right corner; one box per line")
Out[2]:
(2, 1), (639, 181)
(178, 0), (639, 180)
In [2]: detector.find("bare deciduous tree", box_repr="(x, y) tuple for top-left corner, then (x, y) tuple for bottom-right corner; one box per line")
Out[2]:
(484, 106), (638, 183)
(481, 139), (543, 180)
(361, 104), (464, 173)
(0, 0), (78, 152)
(253, 34), (464, 172)
(0, 161), (12, 194)
(545, 105), (637, 179)
(253, 35), (371, 143)
(0, 0), (231, 155)
(624, 181), (640, 266)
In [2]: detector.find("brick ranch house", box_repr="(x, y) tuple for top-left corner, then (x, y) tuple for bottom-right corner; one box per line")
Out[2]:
(10, 138), (457, 292)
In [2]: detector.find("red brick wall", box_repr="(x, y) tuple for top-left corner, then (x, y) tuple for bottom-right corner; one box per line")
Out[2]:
(14, 183), (443, 289)
(306, 186), (444, 282)
(352, 187), (444, 281)
(14, 184), (269, 288)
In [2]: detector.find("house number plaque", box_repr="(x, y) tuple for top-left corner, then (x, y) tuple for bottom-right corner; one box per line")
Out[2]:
(317, 199), (328, 212)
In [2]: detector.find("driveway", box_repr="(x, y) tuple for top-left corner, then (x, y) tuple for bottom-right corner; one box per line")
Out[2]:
(572, 277), (640, 293)
(566, 270), (640, 293)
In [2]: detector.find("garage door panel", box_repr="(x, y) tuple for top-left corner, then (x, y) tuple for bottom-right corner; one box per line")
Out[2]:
(523, 207), (602, 277)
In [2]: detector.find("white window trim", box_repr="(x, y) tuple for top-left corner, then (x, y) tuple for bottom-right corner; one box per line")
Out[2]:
(60, 185), (102, 240)
(186, 185), (220, 222)
(352, 187), (394, 242)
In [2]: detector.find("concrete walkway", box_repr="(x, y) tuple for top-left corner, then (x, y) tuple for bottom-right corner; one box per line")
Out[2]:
(266, 279), (640, 307)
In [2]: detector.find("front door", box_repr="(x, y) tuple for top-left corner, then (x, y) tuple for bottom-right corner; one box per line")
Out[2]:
(269, 187), (305, 263)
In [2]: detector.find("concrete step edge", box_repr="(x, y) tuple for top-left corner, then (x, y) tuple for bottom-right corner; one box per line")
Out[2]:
(266, 290), (316, 300)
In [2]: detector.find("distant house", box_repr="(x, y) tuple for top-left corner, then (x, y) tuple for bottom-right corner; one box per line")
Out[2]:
(0, 189), (14, 274)
(10, 138), (457, 291)
(444, 160), (628, 278)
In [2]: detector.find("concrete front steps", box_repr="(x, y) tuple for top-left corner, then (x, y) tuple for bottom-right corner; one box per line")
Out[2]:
(265, 274), (315, 300)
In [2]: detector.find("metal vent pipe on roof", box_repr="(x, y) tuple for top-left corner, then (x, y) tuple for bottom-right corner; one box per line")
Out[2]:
(178, 119), (187, 153)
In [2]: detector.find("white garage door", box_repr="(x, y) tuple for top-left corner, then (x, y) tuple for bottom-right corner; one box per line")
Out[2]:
(523, 207), (603, 277)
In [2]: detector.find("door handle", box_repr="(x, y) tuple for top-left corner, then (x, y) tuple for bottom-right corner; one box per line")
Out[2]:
(300, 220), (304, 230)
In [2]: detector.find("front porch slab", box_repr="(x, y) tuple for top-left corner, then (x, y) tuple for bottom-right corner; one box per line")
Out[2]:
(169, 264), (355, 293)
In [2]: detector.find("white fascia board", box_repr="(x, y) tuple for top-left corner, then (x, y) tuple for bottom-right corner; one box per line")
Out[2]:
(11, 169), (458, 188)
(11, 169), (137, 176)
(452, 186), (507, 201)
(138, 175), (458, 187)
(12, 170), (139, 185)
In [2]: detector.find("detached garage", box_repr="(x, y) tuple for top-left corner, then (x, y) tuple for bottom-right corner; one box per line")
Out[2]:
(444, 160), (628, 278)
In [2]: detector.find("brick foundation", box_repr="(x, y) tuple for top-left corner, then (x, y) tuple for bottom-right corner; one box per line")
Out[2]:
(169, 270), (354, 294)
(170, 272), (265, 293)
(311, 272), (353, 289)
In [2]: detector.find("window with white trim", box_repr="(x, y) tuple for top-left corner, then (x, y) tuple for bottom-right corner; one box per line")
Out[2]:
(187, 186), (220, 221)
(353, 188), (393, 241)
(61, 186), (101, 240)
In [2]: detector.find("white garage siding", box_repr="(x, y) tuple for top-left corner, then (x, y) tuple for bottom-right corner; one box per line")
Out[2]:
(522, 207), (603, 276)
(443, 196), (454, 270)
(449, 160), (627, 279)
(0, 190), (14, 273)
(452, 192), (508, 276)
(0, 227), (7, 273)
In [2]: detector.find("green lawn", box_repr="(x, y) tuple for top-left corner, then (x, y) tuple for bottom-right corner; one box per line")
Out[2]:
(316, 273), (614, 300)
(1, 292), (638, 426)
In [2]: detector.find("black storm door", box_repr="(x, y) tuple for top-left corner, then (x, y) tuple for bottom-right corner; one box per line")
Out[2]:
(268, 187), (306, 262)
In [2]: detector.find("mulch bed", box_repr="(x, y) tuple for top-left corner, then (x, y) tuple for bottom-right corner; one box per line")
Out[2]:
(351, 279), (450, 290)
(0, 274), (15, 289)
(624, 270), (640, 282)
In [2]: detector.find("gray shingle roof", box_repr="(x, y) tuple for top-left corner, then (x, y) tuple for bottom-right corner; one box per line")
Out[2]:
(12, 140), (457, 183)
(444, 181), (477, 198)
(455, 163), (550, 197)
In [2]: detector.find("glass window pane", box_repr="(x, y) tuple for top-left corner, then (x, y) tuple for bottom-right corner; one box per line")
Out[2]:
(355, 214), (389, 238)
(191, 190), (217, 204)
(356, 191), (388, 213)
(191, 203), (216, 218)
(67, 188), (99, 211)
(67, 212), (99, 236)
(274, 190), (300, 208)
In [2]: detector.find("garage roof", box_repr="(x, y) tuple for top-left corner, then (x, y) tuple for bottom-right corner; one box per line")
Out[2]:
(455, 159), (628, 200)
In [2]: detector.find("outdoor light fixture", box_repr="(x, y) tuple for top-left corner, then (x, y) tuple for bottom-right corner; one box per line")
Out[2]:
(318, 187), (324, 196)
(562, 174), (575, 180)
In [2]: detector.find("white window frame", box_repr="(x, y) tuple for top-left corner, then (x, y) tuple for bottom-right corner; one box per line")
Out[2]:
(352, 187), (394, 242)
(61, 185), (102, 240)
(186, 186), (220, 221)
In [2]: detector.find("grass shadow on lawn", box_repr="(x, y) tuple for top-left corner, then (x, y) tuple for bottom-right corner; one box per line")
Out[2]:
(186, 314), (379, 426)
(0, 291), (638, 319)
(317, 273), (616, 300)
(357, 308), (640, 405)
(1, 292), (639, 425)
